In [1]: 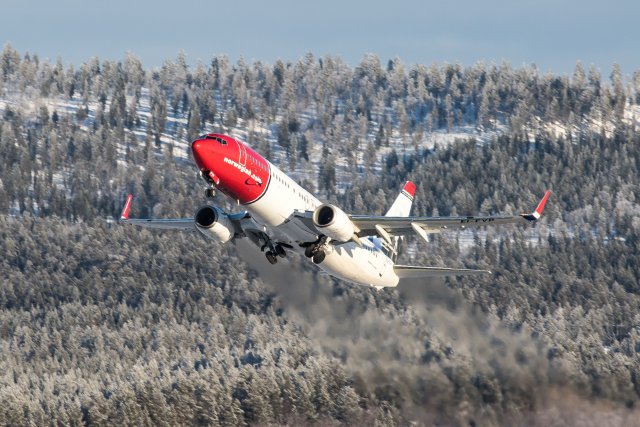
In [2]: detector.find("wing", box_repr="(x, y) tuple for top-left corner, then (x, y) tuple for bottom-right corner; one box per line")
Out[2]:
(352, 190), (551, 240)
(119, 194), (196, 231)
(118, 194), (269, 248)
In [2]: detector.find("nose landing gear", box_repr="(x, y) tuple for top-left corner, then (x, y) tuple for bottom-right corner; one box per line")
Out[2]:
(199, 170), (218, 199)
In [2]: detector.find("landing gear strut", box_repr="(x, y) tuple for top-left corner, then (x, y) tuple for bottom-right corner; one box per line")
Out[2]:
(304, 245), (316, 258)
(275, 244), (286, 258)
(199, 170), (217, 199)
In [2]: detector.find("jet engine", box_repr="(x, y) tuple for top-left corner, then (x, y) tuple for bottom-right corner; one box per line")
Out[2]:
(194, 205), (235, 243)
(312, 204), (355, 242)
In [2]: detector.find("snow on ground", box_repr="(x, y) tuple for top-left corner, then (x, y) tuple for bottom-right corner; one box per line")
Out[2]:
(531, 102), (640, 141)
(3, 85), (639, 209)
(7, 83), (632, 198)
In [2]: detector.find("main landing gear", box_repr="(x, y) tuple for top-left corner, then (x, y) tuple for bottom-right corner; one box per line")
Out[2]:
(265, 252), (278, 264)
(263, 243), (287, 265)
(302, 237), (328, 264)
(205, 188), (216, 198)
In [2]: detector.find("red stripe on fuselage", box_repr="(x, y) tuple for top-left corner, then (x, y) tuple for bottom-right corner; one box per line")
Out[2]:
(192, 134), (270, 204)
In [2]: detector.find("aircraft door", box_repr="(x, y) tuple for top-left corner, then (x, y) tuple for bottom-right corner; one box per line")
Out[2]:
(238, 140), (247, 166)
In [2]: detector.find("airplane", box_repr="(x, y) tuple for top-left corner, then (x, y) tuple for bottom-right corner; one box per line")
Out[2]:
(120, 133), (551, 289)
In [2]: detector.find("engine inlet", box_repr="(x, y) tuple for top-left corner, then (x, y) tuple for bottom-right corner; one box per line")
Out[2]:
(195, 206), (217, 228)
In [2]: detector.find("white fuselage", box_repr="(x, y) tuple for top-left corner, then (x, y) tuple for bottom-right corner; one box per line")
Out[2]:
(245, 162), (400, 288)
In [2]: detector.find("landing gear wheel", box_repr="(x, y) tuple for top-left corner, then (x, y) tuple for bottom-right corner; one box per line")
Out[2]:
(205, 188), (216, 198)
(275, 245), (286, 258)
(312, 250), (326, 264)
(265, 252), (278, 265)
(304, 245), (316, 258)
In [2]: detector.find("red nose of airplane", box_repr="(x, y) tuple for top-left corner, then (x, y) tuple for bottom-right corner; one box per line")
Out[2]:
(191, 138), (209, 170)
(190, 133), (271, 204)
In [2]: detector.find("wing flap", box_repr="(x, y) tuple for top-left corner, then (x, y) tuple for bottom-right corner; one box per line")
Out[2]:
(354, 214), (528, 238)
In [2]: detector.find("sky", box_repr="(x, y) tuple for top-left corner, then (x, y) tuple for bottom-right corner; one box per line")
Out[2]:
(2, 0), (640, 75)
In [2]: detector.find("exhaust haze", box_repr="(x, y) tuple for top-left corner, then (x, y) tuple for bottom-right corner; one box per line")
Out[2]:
(234, 240), (638, 424)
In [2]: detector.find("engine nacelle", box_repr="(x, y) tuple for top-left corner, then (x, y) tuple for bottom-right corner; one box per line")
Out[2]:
(312, 204), (355, 242)
(194, 205), (235, 243)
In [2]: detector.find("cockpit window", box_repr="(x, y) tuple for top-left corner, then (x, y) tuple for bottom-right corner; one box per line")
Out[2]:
(205, 135), (227, 145)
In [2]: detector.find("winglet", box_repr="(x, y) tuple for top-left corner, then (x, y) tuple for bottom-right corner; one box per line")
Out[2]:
(534, 190), (551, 217)
(120, 194), (133, 220)
(522, 190), (551, 221)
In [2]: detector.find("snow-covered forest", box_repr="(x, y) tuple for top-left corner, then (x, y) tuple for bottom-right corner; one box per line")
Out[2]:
(1, 44), (640, 425)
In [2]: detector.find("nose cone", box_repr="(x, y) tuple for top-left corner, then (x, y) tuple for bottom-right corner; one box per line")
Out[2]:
(191, 139), (210, 170)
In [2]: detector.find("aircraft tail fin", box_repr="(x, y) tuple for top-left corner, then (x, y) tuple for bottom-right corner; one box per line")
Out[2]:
(385, 181), (415, 217)
(384, 181), (415, 261)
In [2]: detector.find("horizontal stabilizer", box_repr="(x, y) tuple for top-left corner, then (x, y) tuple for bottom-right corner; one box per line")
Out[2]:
(394, 265), (491, 278)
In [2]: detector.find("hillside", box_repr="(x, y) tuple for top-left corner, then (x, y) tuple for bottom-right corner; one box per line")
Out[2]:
(1, 45), (640, 425)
